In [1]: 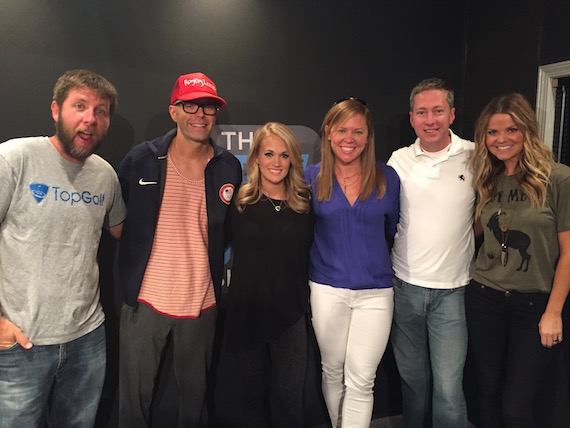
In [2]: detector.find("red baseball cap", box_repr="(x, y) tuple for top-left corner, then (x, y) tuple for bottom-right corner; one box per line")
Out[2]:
(170, 72), (226, 107)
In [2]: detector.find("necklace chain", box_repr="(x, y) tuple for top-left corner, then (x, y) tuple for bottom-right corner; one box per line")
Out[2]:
(498, 208), (512, 267)
(335, 169), (362, 193)
(262, 187), (286, 212)
(267, 197), (283, 212)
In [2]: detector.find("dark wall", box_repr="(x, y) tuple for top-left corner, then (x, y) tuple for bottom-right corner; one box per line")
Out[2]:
(539, 0), (570, 66)
(0, 0), (468, 163)
(463, 0), (570, 139)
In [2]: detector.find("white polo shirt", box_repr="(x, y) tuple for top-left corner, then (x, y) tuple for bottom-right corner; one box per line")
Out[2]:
(387, 130), (476, 289)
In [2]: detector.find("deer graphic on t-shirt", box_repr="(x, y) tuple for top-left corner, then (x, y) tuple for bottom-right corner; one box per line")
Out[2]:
(487, 212), (531, 272)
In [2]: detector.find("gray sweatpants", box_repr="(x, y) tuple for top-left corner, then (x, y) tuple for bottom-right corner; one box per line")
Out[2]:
(118, 302), (217, 428)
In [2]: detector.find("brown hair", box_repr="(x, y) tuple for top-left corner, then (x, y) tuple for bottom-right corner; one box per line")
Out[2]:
(53, 69), (118, 117)
(314, 99), (385, 201)
(471, 93), (553, 219)
(409, 78), (454, 111)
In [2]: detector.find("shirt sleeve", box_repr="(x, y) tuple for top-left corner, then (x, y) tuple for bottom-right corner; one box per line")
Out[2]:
(105, 175), (127, 228)
(0, 154), (16, 223)
(553, 167), (570, 232)
(383, 164), (400, 238)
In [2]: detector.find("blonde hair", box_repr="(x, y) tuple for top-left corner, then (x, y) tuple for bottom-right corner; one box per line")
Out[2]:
(235, 122), (311, 213)
(471, 93), (553, 219)
(315, 99), (386, 201)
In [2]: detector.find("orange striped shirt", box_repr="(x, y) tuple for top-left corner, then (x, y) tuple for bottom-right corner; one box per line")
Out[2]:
(138, 154), (216, 317)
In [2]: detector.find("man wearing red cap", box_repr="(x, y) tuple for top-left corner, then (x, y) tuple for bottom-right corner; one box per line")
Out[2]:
(116, 72), (242, 427)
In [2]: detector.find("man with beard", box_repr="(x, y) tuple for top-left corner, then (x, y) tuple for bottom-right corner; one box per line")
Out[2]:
(0, 69), (126, 427)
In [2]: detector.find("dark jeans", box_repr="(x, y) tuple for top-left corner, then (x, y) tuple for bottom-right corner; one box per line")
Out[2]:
(465, 280), (557, 428)
(234, 314), (307, 428)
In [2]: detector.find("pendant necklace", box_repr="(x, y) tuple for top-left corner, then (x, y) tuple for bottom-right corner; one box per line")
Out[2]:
(262, 189), (285, 212)
(498, 208), (511, 267)
(267, 197), (283, 212)
(336, 169), (361, 193)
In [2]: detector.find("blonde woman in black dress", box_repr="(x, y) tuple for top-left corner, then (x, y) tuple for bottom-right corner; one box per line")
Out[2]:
(225, 122), (313, 428)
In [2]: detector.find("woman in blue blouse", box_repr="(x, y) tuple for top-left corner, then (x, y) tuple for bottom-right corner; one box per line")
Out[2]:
(304, 98), (400, 427)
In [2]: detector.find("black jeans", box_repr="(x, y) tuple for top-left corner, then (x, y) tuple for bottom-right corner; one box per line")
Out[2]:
(234, 314), (307, 428)
(465, 280), (557, 428)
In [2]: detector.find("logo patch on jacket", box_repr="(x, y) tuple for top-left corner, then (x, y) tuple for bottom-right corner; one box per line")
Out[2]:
(30, 183), (49, 203)
(219, 183), (235, 205)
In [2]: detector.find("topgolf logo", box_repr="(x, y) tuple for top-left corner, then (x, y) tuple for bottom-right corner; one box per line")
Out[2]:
(29, 183), (49, 203)
(29, 182), (105, 206)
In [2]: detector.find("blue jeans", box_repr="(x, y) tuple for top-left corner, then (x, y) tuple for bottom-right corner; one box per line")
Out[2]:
(0, 323), (106, 428)
(391, 277), (468, 428)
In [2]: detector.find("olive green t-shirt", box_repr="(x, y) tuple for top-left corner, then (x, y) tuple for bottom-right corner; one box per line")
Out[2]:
(472, 163), (570, 293)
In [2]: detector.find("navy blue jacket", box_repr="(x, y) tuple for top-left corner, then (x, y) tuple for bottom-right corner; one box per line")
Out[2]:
(117, 129), (242, 307)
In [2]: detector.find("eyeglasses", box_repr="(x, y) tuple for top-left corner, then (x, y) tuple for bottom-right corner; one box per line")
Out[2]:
(174, 101), (219, 116)
(333, 96), (368, 107)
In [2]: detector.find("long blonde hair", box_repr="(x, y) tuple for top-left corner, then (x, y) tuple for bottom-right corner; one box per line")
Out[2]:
(471, 93), (553, 219)
(235, 122), (311, 213)
(315, 98), (386, 201)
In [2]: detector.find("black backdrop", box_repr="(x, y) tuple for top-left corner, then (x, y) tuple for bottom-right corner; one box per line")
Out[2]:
(2, 0), (570, 426)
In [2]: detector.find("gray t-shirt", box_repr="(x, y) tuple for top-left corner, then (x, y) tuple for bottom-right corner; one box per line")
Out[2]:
(472, 163), (570, 294)
(0, 136), (126, 345)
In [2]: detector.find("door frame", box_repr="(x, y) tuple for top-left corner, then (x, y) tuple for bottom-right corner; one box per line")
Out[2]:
(536, 60), (570, 149)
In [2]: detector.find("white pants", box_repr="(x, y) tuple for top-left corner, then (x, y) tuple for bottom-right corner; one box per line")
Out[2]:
(309, 281), (394, 428)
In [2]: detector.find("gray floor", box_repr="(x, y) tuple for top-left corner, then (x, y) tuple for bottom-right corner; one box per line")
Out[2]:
(369, 415), (404, 427)
(311, 415), (404, 428)
(314, 415), (478, 427)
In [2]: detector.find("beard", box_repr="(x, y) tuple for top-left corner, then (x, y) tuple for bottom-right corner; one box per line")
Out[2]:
(55, 118), (105, 162)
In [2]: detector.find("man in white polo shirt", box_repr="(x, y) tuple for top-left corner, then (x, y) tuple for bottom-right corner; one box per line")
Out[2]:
(388, 78), (475, 428)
